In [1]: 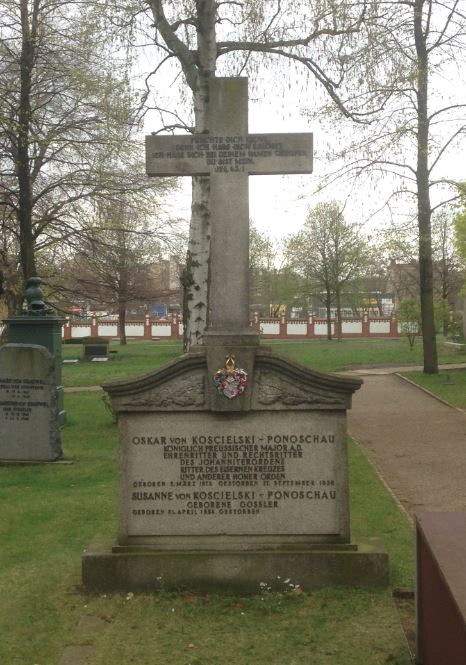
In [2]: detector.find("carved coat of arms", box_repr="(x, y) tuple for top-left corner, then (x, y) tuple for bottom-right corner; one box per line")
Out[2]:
(213, 354), (248, 399)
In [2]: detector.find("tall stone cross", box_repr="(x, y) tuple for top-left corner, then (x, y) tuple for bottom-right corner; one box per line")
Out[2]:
(146, 77), (313, 341)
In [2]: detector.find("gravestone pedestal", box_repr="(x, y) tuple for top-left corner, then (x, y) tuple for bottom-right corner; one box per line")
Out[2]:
(6, 315), (66, 425)
(82, 346), (389, 592)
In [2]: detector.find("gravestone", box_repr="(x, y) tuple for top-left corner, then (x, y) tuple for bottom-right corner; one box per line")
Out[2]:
(5, 277), (66, 425)
(0, 344), (62, 462)
(82, 77), (389, 592)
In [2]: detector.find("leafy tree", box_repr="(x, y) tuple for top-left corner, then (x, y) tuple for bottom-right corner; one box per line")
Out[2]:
(398, 298), (421, 349)
(432, 210), (463, 335)
(453, 189), (466, 337)
(0, 0), (138, 310)
(454, 190), (466, 268)
(287, 201), (368, 340)
(382, 210), (462, 334)
(249, 225), (303, 316)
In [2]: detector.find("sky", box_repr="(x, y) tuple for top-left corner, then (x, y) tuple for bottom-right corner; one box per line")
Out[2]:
(138, 23), (466, 246)
(153, 90), (316, 243)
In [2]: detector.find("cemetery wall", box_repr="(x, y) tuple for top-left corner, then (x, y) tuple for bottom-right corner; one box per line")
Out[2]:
(58, 312), (400, 341)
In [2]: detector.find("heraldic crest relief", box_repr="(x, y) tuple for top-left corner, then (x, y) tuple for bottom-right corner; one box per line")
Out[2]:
(213, 354), (248, 399)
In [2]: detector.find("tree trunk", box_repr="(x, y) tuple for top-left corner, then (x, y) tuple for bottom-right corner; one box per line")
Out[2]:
(414, 0), (438, 374)
(336, 286), (342, 341)
(183, 173), (211, 350)
(182, 1), (217, 350)
(325, 290), (332, 340)
(119, 300), (127, 345)
(442, 257), (449, 337)
(17, 0), (38, 282)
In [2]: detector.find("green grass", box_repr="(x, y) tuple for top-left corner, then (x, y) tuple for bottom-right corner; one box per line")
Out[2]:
(402, 368), (466, 409)
(0, 393), (117, 665)
(0, 392), (413, 665)
(62, 340), (183, 386)
(268, 336), (466, 372)
(61, 337), (466, 387)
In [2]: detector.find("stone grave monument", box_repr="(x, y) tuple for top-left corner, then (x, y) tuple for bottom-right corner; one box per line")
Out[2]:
(82, 77), (389, 592)
(0, 344), (62, 462)
(5, 277), (66, 425)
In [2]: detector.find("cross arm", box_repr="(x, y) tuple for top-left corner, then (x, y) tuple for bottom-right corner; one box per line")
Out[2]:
(146, 133), (313, 177)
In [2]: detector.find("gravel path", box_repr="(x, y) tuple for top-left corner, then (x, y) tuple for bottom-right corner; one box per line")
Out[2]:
(348, 372), (466, 517)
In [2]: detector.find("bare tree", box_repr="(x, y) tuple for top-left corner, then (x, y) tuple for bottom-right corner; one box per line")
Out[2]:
(51, 180), (182, 344)
(0, 0), (139, 308)
(142, 0), (394, 349)
(316, 0), (466, 371)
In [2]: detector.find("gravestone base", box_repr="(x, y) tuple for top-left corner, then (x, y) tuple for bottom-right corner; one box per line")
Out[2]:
(82, 537), (389, 593)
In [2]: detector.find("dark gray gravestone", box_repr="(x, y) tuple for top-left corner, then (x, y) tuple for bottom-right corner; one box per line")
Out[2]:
(0, 344), (62, 461)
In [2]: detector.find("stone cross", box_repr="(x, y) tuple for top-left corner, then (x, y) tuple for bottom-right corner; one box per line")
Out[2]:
(146, 77), (313, 339)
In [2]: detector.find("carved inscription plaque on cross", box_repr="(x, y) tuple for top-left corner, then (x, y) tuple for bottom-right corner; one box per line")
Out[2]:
(146, 77), (313, 336)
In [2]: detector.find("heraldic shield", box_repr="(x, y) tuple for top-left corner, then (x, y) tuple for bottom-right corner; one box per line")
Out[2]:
(213, 354), (248, 399)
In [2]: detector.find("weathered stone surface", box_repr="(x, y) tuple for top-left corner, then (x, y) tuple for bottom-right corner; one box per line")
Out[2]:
(102, 348), (361, 555)
(83, 76), (389, 593)
(146, 78), (313, 338)
(118, 409), (349, 545)
(58, 645), (95, 665)
(74, 615), (111, 636)
(0, 344), (62, 461)
(83, 537), (389, 593)
(87, 345), (388, 593)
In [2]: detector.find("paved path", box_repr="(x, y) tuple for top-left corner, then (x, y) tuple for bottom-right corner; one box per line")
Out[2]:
(347, 369), (466, 517)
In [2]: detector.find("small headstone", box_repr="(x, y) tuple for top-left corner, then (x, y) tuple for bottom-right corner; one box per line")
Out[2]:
(0, 344), (62, 461)
(91, 357), (108, 363)
(63, 359), (79, 364)
(83, 341), (108, 361)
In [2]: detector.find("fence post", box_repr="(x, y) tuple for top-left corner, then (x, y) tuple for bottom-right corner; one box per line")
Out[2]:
(362, 312), (370, 337)
(171, 312), (180, 339)
(390, 315), (399, 337)
(279, 313), (287, 339)
(252, 311), (261, 334)
(307, 313), (314, 339)
(91, 316), (99, 337)
(144, 314), (152, 340)
(63, 317), (71, 340)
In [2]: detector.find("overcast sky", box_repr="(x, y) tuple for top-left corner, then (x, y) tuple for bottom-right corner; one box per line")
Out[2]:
(139, 42), (466, 244)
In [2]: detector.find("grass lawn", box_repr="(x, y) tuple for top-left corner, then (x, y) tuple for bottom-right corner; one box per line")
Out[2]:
(268, 336), (466, 372)
(0, 392), (413, 665)
(2, 336), (428, 663)
(61, 336), (466, 387)
(401, 368), (466, 409)
(62, 340), (183, 387)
